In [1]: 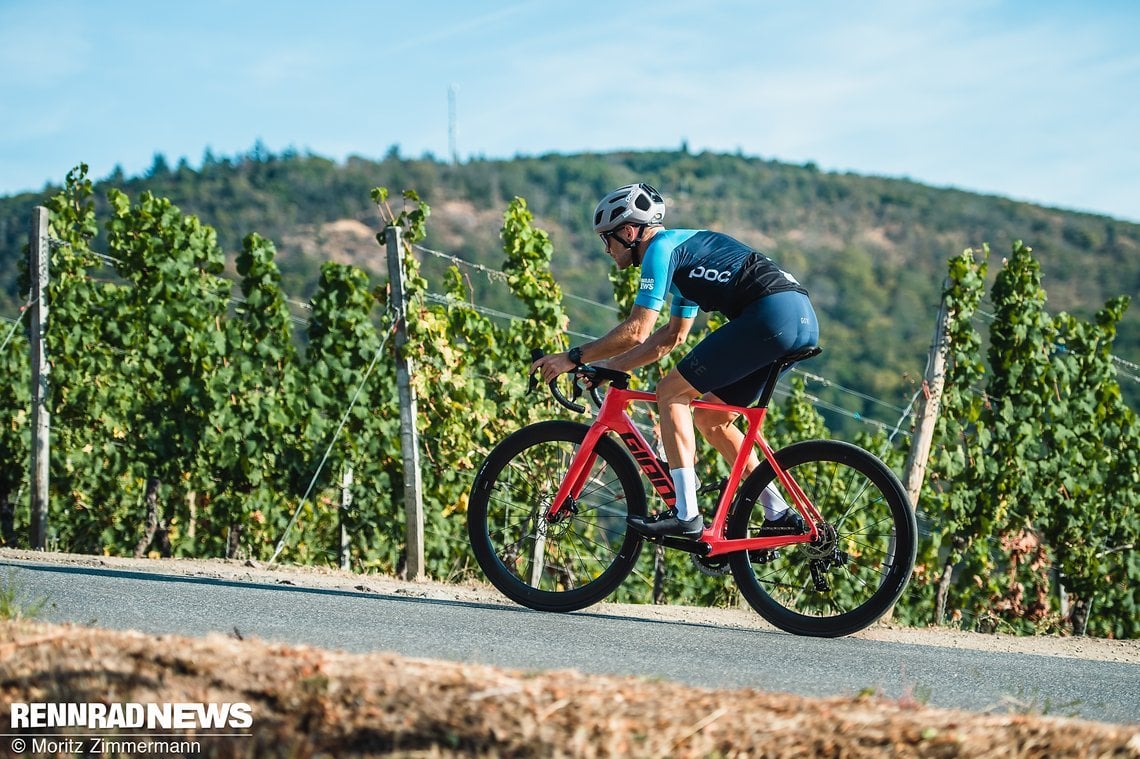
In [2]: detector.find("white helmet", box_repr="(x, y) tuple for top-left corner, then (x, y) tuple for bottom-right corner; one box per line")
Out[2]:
(592, 183), (665, 233)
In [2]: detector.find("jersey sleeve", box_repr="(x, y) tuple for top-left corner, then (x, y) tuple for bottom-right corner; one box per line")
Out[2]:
(633, 233), (698, 318)
(669, 286), (699, 319)
(633, 242), (671, 314)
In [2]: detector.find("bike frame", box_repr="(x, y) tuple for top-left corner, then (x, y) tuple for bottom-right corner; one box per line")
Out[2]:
(545, 385), (823, 557)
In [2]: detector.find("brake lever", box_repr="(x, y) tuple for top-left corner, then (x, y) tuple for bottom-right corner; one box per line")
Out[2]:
(575, 367), (606, 409)
(527, 347), (608, 414)
(528, 348), (544, 395)
(571, 376), (585, 403)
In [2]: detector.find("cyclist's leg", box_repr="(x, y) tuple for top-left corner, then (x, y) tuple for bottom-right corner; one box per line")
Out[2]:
(680, 291), (818, 464)
(692, 393), (761, 476)
(654, 370), (702, 524)
(649, 292), (817, 530)
(691, 394), (798, 520)
(656, 371), (701, 469)
(626, 371), (706, 536)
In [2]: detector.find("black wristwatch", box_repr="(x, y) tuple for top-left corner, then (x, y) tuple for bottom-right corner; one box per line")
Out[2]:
(568, 346), (584, 365)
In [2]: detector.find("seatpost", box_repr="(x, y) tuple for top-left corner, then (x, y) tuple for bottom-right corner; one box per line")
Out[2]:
(754, 347), (823, 408)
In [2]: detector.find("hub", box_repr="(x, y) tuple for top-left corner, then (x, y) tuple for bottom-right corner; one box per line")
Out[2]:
(802, 521), (838, 561)
(544, 499), (579, 524)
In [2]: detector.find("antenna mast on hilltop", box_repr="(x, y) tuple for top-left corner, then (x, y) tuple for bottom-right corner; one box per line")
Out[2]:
(448, 84), (459, 165)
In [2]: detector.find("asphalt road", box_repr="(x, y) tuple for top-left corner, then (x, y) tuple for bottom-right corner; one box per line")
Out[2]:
(3, 558), (1138, 725)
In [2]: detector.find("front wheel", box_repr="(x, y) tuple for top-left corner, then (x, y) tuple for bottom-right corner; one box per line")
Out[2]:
(728, 440), (917, 637)
(467, 421), (647, 612)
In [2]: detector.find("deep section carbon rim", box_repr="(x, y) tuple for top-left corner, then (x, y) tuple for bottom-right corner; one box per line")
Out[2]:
(728, 440), (916, 637)
(467, 421), (646, 612)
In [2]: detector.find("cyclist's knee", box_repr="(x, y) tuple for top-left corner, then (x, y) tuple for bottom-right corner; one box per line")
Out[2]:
(657, 369), (698, 405)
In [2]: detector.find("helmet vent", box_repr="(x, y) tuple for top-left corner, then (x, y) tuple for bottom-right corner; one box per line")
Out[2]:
(592, 182), (666, 233)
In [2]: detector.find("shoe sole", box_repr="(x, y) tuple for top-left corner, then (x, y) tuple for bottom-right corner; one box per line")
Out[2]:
(626, 520), (703, 539)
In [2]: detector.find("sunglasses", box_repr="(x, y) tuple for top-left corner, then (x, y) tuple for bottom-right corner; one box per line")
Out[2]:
(599, 228), (628, 249)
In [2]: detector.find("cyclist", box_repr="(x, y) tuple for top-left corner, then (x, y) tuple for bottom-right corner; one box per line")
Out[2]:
(531, 182), (819, 538)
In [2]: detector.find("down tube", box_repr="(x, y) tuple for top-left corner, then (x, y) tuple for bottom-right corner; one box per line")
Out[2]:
(614, 419), (676, 508)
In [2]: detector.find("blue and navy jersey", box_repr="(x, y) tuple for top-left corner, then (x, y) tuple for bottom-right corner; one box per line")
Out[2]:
(634, 229), (808, 320)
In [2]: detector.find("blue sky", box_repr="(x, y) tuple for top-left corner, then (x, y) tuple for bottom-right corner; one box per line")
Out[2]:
(2, 0), (1138, 222)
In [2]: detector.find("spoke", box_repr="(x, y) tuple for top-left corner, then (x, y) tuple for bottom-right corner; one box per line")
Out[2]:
(487, 439), (632, 591)
(563, 531), (602, 586)
(841, 533), (890, 560)
(563, 522), (620, 560)
(829, 472), (883, 530)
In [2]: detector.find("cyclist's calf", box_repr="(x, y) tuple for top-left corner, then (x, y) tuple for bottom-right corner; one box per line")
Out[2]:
(693, 402), (760, 476)
(655, 369), (702, 467)
(692, 402), (739, 437)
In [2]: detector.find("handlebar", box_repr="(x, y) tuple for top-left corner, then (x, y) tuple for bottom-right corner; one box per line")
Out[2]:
(529, 348), (631, 413)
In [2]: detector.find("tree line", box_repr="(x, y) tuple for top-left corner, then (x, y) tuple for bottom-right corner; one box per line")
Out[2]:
(2, 146), (1137, 420)
(0, 166), (1136, 637)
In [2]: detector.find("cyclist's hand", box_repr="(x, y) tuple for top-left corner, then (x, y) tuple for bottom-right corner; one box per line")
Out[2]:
(530, 351), (575, 385)
(580, 359), (614, 388)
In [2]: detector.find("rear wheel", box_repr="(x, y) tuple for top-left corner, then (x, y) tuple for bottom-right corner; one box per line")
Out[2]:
(728, 440), (916, 637)
(467, 421), (647, 612)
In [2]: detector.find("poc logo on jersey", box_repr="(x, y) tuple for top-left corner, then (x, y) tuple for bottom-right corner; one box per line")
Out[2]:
(689, 266), (733, 283)
(639, 278), (655, 291)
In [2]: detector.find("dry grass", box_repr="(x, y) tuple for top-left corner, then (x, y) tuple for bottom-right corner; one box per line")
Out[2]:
(2, 620), (1138, 758)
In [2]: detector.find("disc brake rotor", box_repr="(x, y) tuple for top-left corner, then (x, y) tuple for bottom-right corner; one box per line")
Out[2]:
(802, 521), (838, 560)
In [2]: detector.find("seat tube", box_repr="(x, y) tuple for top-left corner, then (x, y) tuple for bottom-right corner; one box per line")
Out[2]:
(708, 405), (767, 534)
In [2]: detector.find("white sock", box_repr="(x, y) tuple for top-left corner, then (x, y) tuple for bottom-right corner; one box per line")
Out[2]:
(760, 483), (789, 521)
(670, 467), (700, 521)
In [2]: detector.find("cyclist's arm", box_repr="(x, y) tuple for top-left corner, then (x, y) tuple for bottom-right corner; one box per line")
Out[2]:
(583, 305), (661, 359)
(604, 314), (694, 372)
(531, 305), (659, 383)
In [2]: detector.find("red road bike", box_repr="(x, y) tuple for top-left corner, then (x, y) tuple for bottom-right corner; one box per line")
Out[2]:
(467, 347), (917, 637)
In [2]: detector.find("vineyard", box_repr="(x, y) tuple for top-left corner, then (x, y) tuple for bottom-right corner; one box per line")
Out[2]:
(0, 165), (1136, 637)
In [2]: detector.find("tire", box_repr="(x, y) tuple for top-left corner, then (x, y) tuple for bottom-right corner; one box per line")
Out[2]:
(728, 440), (917, 637)
(467, 420), (647, 612)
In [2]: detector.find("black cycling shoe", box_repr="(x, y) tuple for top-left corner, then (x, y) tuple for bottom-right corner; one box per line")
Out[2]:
(627, 509), (704, 538)
(758, 509), (806, 536)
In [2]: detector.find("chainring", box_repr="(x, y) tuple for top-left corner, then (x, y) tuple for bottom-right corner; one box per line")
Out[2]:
(690, 553), (731, 577)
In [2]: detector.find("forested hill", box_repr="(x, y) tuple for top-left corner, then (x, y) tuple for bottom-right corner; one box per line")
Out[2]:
(1, 147), (1137, 421)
